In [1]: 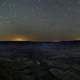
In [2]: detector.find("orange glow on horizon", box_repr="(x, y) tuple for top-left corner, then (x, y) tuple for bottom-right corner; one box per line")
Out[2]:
(0, 35), (79, 41)
(12, 37), (28, 41)
(0, 35), (32, 41)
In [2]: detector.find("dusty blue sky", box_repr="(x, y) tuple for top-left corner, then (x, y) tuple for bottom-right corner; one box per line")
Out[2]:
(0, 0), (80, 40)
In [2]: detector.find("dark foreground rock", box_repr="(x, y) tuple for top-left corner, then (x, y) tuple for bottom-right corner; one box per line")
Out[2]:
(0, 41), (80, 80)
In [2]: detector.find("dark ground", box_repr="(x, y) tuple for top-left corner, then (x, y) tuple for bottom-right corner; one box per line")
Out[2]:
(0, 41), (80, 80)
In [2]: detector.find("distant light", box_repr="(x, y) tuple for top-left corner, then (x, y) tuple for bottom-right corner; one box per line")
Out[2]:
(11, 37), (29, 41)
(53, 40), (60, 42)
(14, 38), (26, 41)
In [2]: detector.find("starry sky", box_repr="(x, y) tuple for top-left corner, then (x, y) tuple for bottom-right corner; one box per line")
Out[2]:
(0, 0), (80, 41)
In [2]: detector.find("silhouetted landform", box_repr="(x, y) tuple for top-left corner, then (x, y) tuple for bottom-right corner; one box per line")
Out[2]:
(0, 40), (80, 45)
(0, 41), (80, 80)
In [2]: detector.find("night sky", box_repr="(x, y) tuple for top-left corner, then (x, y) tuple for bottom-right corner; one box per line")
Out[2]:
(0, 0), (80, 41)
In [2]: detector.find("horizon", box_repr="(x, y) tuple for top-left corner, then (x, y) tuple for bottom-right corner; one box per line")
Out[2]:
(0, 35), (80, 41)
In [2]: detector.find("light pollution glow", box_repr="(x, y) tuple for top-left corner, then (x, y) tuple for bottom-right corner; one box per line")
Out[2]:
(0, 35), (80, 41)
(0, 35), (32, 41)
